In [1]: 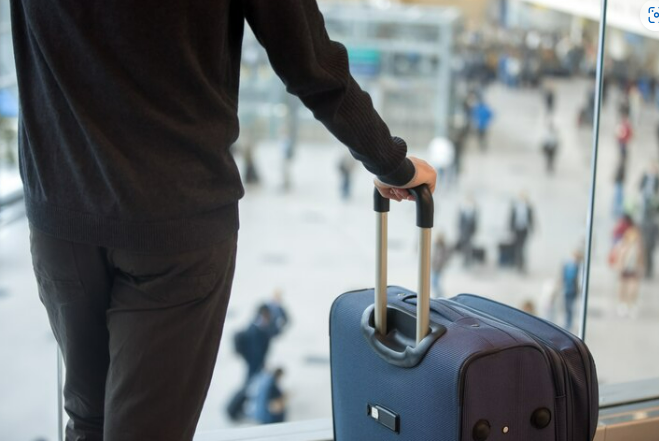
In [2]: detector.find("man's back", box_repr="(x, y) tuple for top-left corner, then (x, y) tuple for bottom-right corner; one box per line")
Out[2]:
(12, 1), (246, 252)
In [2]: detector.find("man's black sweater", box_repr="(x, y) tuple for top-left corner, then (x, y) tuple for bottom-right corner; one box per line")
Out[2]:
(11, 0), (415, 253)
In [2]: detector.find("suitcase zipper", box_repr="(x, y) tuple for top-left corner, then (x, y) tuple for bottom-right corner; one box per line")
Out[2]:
(445, 301), (567, 394)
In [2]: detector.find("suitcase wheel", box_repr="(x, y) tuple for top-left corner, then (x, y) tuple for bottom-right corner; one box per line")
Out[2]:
(531, 407), (552, 429)
(472, 419), (491, 441)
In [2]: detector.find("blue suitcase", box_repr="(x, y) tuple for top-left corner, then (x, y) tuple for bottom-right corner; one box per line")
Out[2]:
(330, 186), (598, 441)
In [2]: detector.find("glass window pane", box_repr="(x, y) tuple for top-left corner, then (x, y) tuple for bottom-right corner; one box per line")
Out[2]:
(198, 0), (605, 433)
(585, 0), (659, 391)
(6, 0), (657, 439)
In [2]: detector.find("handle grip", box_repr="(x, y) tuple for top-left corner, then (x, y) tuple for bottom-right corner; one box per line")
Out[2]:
(374, 185), (434, 229)
(373, 184), (434, 344)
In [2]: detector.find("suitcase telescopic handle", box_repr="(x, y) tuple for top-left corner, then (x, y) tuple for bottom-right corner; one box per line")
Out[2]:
(374, 184), (434, 344)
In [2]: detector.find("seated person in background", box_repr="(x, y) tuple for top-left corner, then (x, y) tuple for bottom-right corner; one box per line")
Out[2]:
(250, 368), (287, 425)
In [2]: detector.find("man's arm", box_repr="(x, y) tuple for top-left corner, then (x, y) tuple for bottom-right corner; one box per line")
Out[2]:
(243, 0), (432, 193)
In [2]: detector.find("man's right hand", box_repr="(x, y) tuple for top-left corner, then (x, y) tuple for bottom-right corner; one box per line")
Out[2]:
(374, 156), (437, 202)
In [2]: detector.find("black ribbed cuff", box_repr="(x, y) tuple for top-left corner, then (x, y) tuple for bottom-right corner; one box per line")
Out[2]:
(376, 157), (416, 187)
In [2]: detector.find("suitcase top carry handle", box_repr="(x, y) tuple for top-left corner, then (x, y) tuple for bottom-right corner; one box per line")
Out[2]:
(373, 184), (434, 344)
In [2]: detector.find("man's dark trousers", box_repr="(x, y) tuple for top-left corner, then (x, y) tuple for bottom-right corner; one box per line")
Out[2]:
(29, 227), (238, 441)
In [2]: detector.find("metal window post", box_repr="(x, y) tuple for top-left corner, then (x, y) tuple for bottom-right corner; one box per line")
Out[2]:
(580, 0), (609, 341)
(57, 347), (64, 441)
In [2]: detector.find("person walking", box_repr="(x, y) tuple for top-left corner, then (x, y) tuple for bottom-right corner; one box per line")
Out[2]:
(227, 304), (276, 422)
(616, 111), (633, 166)
(541, 122), (560, 175)
(639, 164), (659, 278)
(509, 193), (535, 273)
(266, 289), (290, 337)
(11, 2), (437, 440)
(639, 164), (659, 215)
(640, 213), (658, 279)
(431, 233), (452, 298)
(561, 249), (583, 331)
(612, 162), (626, 219)
(449, 114), (469, 177)
(543, 83), (556, 118)
(471, 98), (494, 151)
(458, 198), (479, 268)
(612, 227), (645, 318)
(338, 154), (356, 201)
(242, 305), (275, 382)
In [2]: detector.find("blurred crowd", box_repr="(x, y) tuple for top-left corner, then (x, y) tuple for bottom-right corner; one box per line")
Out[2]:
(216, 18), (659, 428)
(425, 26), (659, 334)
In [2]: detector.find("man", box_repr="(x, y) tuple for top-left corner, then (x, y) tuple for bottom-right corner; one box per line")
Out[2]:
(639, 164), (659, 278)
(242, 305), (275, 382)
(471, 97), (494, 151)
(543, 83), (556, 117)
(266, 289), (289, 337)
(458, 197), (478, 268)
(541, 122), (560, 175)
(227, 304), (275, 422)
(616, 110), (633, 165)
(11, 1), (436, 440)
(639, 163), (659, 216)
(509, 193), (535, 273)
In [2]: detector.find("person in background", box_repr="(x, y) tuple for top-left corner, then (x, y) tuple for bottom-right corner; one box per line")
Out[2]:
(612, 227), (645, 318)
(578, 88), (595, 127)
(612, 162), (626, 219)
(266, 289), (289, 337)
(243, 142), (260, 186)
(509, 192), (536, 273)
(639, 163), (659, 215)
(458, 197), (479, 268)
(541, 122), (560, 175)
(338, 153), (356, 201)
(281, 94), (300, 192)
(543, 83), (556, 118)
(612, 214), (634, 245)
(562, 249), (583, 331)
(520, 300), (537, 316)
(471, 98), (494, 151)
(250, 368), (287, 425)
(227, 304), (276, 422)
(640, 212), (658, 280)
(431, 233), (452, 298)
(639, 164), (659, 278)
(616, 110), (633, 166)
(450, 114), (469, 177)
(242, 305), (274, 382)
